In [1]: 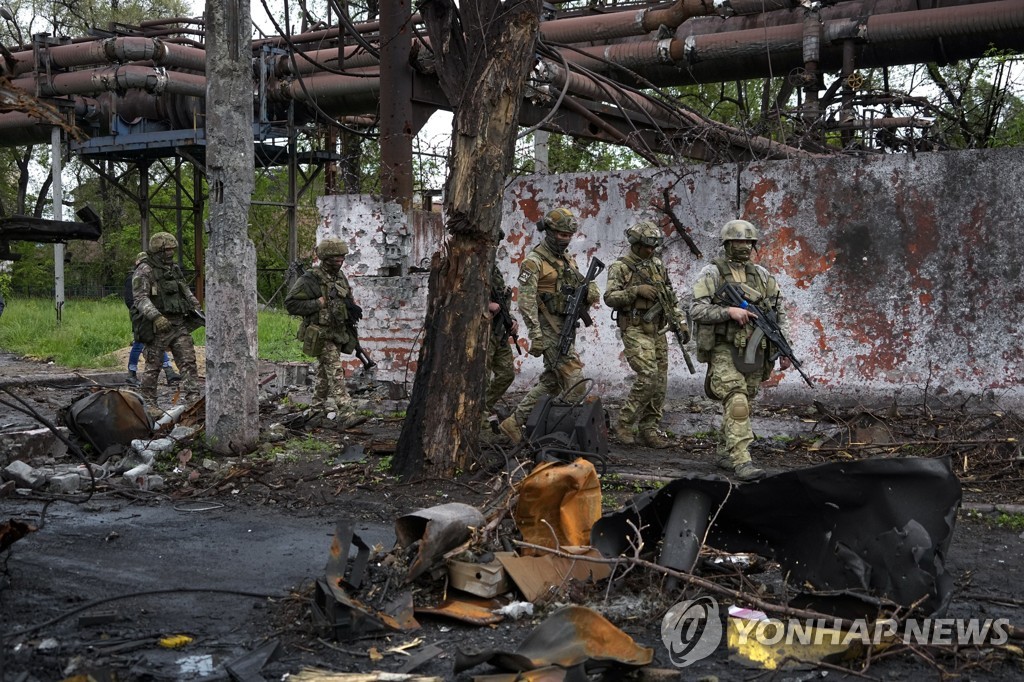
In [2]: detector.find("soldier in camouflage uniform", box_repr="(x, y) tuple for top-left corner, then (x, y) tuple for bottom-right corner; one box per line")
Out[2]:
(604, 221), (685, 449)
(484, 261), (517, 423)
(285, 238), (363, 422)
(131, 232), (202, 409)
(499, 208), (600, 444)
(690, 219), (792, 482)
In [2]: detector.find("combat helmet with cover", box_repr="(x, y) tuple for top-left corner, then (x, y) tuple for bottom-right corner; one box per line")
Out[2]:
(719, 219), (759, 244)
(316, 238), (349, 259)
(539, 207), (579, 234)
(626, 220), (663, 248)
(149, 231), (178, 252)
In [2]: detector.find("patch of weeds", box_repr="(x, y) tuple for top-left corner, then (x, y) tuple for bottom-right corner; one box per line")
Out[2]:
(993, 512), (1024, 532)
(692, 430), (718, 440)
(772, 434), (795, 443)
(377, 455), (393, 473)
(357, 409), (376, 417)
(388, 410), (407, 419)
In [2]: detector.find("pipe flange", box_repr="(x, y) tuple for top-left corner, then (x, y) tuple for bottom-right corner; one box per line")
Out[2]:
(657, 39), (674, 65)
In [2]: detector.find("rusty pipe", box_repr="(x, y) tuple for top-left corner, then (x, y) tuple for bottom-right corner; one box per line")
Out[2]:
(672, 0), (1024, 64)
(2, 37), (208, 78)
(12, 65), (207, 98)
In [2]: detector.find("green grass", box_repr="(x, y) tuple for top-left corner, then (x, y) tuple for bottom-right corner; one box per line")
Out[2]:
(0, 296), (306, 367)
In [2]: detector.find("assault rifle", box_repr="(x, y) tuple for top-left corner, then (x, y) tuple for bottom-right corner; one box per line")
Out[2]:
(632, 269), (696, 375)
(556, 257), (605, 357)
(713, 282), (813, 388)
(492, 286), (522, 355)
(327, 288), (377, 371)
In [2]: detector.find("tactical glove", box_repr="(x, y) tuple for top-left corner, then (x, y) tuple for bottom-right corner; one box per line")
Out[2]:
(345, 300), (363, 323)
(153, 315), (172, 334)
(635, 284), (658, 300)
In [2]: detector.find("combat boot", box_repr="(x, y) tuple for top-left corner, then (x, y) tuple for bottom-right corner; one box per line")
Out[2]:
(639, 428), (671, 449)
(498, 416), (522, 444)
(733, 461), (765, 482)
(126, 370), (140, 387)
(163, 366), (181, 384)
(612, 421), (635, 445)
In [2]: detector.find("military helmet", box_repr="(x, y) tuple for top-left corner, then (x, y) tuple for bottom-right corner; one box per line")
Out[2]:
(316, 238), (349, 259)
(149, 232), (178, 252)
(135, 251), (148, 265)
(626, 220), (663, 247)
(719, 219), (759, 244)
(541, 207), (579, 234)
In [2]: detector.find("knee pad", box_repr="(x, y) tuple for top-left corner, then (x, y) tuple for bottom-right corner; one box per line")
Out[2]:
(725, 392), (750, 420)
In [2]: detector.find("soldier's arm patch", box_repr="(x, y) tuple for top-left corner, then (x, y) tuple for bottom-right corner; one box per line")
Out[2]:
(518, 260), (539, 284)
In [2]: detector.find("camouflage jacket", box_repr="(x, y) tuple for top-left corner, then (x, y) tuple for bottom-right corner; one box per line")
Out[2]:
(132, 257), (200, 321)
(604, 249), (678, 327)
(515, 242), (599, 341)
(285, 266), (356, 343)
(690, 253), (788, 358)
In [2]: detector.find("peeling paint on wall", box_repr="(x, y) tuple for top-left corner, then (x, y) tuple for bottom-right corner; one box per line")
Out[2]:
(315, 148), (1024, 408)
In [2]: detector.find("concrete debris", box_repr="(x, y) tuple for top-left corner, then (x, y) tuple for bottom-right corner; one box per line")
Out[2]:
(0, 426), (69, 464)
(3, 460), (46, 489)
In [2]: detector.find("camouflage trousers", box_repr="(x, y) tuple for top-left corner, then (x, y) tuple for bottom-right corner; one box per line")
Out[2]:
(618, 325), (668, 431)
(511, 328), (586, 427)
(484, 334), (516, 415)
(140, 315), (199, 407)
(708, 345), (763, 467)
(312, 340), (353, 412)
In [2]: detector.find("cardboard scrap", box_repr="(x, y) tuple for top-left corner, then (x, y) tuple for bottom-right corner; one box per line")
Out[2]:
(496, 548), (611, 603)
(447, 558), (511, 598)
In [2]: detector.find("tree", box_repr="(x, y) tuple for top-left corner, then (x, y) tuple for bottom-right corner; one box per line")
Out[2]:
(393, 0), (540, 478)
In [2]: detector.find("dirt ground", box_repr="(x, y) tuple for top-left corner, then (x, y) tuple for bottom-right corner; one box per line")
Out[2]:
(1, 351), (1023, 681)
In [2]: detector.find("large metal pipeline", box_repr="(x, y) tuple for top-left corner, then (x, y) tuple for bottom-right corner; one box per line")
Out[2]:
(554, 0), (1024, 86)
(11, 65), (207, 99)
(1, 37), (208, 78)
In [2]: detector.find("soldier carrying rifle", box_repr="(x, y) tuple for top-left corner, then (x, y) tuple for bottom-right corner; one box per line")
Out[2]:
(285, 238), (369, 428)
(690, 219), (807, 482)
(499, 208), (601, 444)
(604, 220), (691, 449)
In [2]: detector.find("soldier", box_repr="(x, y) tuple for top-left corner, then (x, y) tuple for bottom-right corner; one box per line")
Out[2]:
(499, 208), (600, 444)
(132, 232), (202, 410)
(483, 259), (518, 428)
(690, 219), (791, 482)
(285, 238), (364, 425)
(604, 220), (683, 449)
(124, 251), (178, 387)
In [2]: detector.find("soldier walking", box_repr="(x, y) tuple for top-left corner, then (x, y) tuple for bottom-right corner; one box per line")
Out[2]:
(604, 220), (683, 449)
(690, 219), (792, 482)
(285, 238), (365, 426)
(499, 208), (600, 444)
(131, 232), (202, 410)
(483, 259), (518, 429)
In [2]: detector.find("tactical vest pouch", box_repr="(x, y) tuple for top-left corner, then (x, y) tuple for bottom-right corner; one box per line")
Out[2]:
(296, 320), (307, 342)
(730, 328), (766, 374)
(695, 324), (717, 362)
(303, 324), (324, 356)
(339, 337), (357, 355)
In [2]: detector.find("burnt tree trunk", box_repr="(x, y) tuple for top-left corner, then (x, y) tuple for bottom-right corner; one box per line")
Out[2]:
(393, 0), (539, 479)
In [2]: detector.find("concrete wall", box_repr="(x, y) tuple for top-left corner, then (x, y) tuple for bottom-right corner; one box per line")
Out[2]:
(319, 147), (1024, 407)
